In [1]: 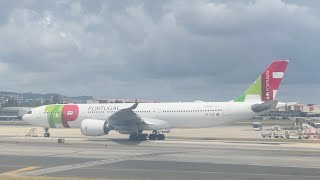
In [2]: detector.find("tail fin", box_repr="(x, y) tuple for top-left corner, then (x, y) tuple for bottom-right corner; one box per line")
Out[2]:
(233, 60), (289, 102)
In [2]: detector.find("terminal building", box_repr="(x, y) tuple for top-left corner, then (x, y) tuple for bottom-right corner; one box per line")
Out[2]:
(0, 107), (31, 121)
(261, 103), (320, 120)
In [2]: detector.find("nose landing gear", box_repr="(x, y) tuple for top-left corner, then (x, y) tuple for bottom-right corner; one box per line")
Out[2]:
(44, 128), (50, 137)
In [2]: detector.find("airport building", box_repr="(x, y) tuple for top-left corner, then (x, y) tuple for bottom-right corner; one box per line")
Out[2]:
(263, 103), (320, 118)
(0, 107), (31, 121)
(276, 104), (320, 115)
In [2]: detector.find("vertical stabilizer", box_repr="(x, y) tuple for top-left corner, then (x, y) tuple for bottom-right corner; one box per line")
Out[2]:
(233, 60), (289, 102)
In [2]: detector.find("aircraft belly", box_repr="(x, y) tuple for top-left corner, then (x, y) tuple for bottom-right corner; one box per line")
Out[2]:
(32, 117), (50, 128)
(68, 120), (82, 128)
(160, 114), (217, 128)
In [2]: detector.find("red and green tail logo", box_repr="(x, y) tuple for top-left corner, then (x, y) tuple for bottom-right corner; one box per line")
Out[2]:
(233, 60), (289, 102)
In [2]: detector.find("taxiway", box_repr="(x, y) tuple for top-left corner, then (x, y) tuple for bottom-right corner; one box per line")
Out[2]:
(0, 129), (320, 180)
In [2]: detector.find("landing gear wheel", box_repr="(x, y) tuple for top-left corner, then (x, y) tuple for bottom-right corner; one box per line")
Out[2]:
(129, 134), (137, 141)
(138, 134), (147, 141)
(129, 134), (147, 141)
(157, 134), (165, 140)
(148, 134), (157, 140)
(44, 128), (50, 137)
(148, 130), (166, 140)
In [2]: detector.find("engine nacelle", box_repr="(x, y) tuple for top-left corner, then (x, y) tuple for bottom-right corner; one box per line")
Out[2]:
(81, 119), (112, 136)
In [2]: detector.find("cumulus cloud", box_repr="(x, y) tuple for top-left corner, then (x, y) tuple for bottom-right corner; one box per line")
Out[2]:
(0, 0), (319, 102)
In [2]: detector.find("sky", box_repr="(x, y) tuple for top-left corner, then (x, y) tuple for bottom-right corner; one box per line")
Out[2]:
(0, 0), (319, 103)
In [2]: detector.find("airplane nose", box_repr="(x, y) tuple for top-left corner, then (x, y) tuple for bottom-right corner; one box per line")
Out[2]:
(22, 110), (32, 122)
(22, 114), (29, 121)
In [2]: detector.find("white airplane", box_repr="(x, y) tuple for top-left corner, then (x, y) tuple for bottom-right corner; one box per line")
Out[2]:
(23, 60), (289, 141)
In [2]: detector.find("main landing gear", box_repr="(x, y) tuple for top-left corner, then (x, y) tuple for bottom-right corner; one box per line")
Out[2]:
(129, 130), (166, 141)
(44, 127), (50, 137)
(148, 130), (165, 140)
(129, 133), (148, 141)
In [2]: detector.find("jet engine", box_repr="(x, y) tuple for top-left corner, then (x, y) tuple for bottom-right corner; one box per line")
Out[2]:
(80, 119), (112, 136)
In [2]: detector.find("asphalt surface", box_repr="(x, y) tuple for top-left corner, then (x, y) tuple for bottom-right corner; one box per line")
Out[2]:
(1, 136), (320, 180)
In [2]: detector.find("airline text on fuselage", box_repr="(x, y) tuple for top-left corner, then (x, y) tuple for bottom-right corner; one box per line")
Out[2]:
(265, 70), (270, 100)
(88, 106), (119, 112)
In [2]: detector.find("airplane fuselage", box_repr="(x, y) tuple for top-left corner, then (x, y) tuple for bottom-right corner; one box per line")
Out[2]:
(25, 101), (259, 129)
(21, 60), (288, 140)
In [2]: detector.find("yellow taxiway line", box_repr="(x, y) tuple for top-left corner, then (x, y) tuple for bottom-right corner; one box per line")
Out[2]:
(1, 166), (39, 176)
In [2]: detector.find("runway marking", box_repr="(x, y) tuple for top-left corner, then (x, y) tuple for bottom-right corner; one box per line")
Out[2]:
(46, 151), (84, 157)
(0, 165), (25, 168)
(18, 151), (192, 176)
(1, 166), (39, 176)
(82, 167), (320, 178)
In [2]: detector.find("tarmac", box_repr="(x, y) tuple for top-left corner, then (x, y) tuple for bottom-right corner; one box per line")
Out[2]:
(1, 125), (320, 180)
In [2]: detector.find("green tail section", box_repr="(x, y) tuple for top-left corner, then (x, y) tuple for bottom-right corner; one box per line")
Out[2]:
(233, 76), (262, 102)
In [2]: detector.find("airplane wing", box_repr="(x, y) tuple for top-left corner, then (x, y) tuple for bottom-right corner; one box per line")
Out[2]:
(108, 101), (141, 127)
(107, 102), (171, 134)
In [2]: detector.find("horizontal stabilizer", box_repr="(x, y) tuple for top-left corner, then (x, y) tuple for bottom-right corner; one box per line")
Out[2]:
(251, 100), (278, 113)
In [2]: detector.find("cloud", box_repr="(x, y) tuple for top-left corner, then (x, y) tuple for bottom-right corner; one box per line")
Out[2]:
(0, 0), (319, 102)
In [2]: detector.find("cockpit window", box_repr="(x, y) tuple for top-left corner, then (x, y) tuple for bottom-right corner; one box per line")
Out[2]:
(27, 111), (32, 114)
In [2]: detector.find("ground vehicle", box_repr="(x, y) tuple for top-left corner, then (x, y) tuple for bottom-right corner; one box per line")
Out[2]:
(271, 125), (281, 131)
(285, 130), (310, 139)
(252, 122), (262, 131)
(261, 130), (272, 138)
(273, 131), (285, 138)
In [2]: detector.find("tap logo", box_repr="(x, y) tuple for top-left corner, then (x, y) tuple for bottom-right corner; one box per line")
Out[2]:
(62, 105), (79, 128)
(265, 70), (270, 100)
(46, 105), (79, 128)
(261, 60), (288, 101)
(233, 60), (288, 102)
(262, 69), (272, 101)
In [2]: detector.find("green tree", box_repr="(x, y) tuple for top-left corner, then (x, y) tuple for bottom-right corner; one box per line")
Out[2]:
(51, 95), (62, 104)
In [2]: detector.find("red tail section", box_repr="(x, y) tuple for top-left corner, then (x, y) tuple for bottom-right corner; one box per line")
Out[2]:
(261, 60), (289, 101)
